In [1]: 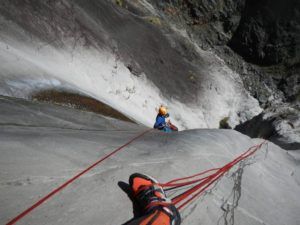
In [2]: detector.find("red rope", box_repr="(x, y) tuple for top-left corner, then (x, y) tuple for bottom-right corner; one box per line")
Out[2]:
(162, 168), (220, 187)
(162, 141), (267, 210)
(6, 129), (152, 225)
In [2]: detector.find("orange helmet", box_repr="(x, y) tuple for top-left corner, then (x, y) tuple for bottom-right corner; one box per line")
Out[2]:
(159, 106), (167, 116)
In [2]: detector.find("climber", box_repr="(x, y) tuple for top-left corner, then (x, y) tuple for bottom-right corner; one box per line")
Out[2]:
(120, 173), (181, 225)
(153, 106), (178, 132)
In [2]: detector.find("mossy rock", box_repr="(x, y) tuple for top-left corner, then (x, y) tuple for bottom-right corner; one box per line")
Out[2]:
(145, 17), (162, 26)
(115, 0), (123, 7)
(219, 117), (232, 129)
(31, 89), (134, 123)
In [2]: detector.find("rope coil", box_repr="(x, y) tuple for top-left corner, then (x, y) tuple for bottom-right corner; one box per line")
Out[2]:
(145, 141), (267, 211)
(162, 141), (268, 210)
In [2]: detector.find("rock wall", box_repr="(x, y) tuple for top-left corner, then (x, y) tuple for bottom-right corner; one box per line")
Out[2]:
(147, 0), (300, 148)
(229, 0), (300, 66)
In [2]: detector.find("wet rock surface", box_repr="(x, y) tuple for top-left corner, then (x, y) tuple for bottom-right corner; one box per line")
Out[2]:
(147, 0), (300, 147)
(31, 90), (134, 123)
(0, 0), (263, 129)
(0, 0), (201, 102)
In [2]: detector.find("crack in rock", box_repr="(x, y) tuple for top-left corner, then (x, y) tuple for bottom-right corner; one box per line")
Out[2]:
(217, 143), (269, 225)
(218, 161), (246, 225)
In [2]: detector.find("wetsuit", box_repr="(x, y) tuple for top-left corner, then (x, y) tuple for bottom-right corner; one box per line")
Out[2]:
(153, 114), (172, 132)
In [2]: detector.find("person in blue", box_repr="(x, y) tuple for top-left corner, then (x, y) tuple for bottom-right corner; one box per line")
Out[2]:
(153, 106), (178, 132)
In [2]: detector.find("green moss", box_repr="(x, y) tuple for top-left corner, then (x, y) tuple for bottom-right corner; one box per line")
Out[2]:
(188, 71), (197, 83)
(219, 117), (232, 129)
(145, 16), (162, 26)
(115, 0), (123, 7)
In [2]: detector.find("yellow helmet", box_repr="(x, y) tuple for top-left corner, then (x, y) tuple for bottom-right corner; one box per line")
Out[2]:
(159, 106), (167, 115)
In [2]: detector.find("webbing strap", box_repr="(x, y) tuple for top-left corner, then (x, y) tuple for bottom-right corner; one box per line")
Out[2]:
(6, 129), (152, 225)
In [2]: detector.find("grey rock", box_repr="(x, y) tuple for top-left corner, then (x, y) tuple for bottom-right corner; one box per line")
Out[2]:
(1, 96), (300, 225)
(235, 103), (300, 150)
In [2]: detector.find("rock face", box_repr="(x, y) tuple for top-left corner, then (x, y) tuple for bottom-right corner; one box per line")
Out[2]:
(229, 0), (300, 66)
(0, 0), (263, 129)
(150, 0), (246, 48)
(228, 0), (300, 106)
(1, 96), (300, 225)
(0, 0), (197, 101)
(227, 0), (300, 148)
(149, 0), (300, 147)
(150, 0), (300, 67)
(0, 0), (298, 145)
(235, 103), (300, 150)
(0, 2), (300, 224)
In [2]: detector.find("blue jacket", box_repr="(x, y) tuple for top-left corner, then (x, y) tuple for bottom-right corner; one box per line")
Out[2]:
(153, 114), (167, 130)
